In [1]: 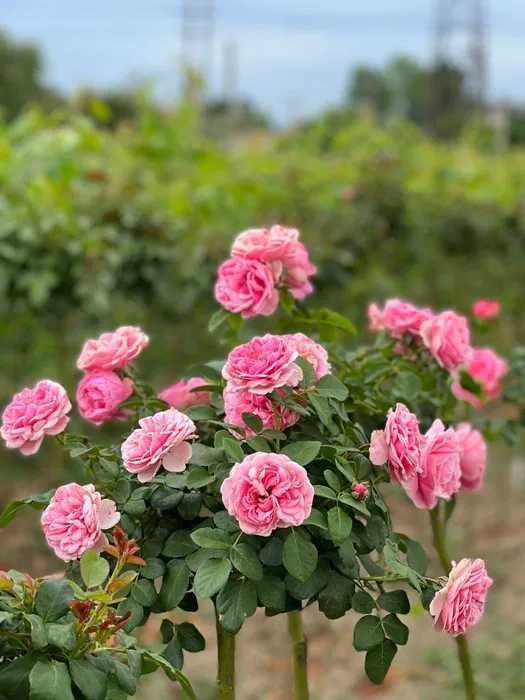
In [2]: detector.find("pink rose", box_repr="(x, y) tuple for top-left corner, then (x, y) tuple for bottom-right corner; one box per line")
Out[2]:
(367, 303), (385, 332)
(403, 419), (461, 510)
(472, 299), (501, 320)
(223, 386), (299, 438)
(455, 423), (487, 492)
(451, 348), (508, 408)
(421, 311), (472, 371)
(368, 299), (433, 338)
(1, 380), (71, 456)
(430, 558), (493, 636)
(222, 334), (302, 395)
(369, 403), (422, 483)
(282, 241), (317, 300)
(41, 483), (120, 561)
(121, 408), (197, 482)
(77, 326), (149, 372)
(159, 377), (211, 411)
(214, 257), (279, 319)
(76, 371), (134, 425)
(284, 333), (331, 379)
(220, 452), (314, 535)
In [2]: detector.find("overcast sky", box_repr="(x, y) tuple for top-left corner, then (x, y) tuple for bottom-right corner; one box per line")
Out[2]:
(2, 1), (524, 123)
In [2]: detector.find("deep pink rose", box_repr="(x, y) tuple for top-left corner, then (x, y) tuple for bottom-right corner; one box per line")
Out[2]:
(214, 257), (279, 319)
(284, 333), (331, 379)
(472, 299), (501, 320)
(421, 311), (472, 371)
(455, 423), (487, 492)
(77, 326), (149, 372)
(368, 299), (433, 338)
(451, 348), (508, 408)
(369, 403), (422, 483)
(220, 452), (314, 535)
(223, 386), (299, 438)
(352, 482), (369, 500)
(76, 371), (134, 425)
(222, 334), (302, 395)
(41, 483), (120, 561)
(121, 408), (197, 482)
(1, 380), (71, 456)
(403, 419), (461, 509)
(430, 558), (493, 636)
(159, 377), (211, 411)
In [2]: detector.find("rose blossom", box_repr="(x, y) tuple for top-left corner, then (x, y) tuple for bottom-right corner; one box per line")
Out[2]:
(455, 423), (487, 491)
(352, 482), (369, 500)
(368, 299), (433, 338)
(284, 333), (331, 379)
(282, 241), (317, 300)
(403, 419), (461, 510)
(430, 558), (493, 636)
(1, 380), (71, 455)
(369, 403), (422, 482)
(76, 371), (134, 425)
(121, 408), (197, 482)
(41, 483), (120, 561)
(451, 348), (508, 408)
(472, 299), (501, 320)
(223, 386), (299, 438)
(220, 452), (314, 536)
(222, 334), (302, 395)
(420, 311), (472, 371)
(214, 257), (279, 319)
(159, 377), (211, 411)
(77, 326), (149, 372)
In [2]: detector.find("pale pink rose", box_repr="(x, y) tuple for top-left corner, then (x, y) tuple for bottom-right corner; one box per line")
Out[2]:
(231, 225), (299, 262)
(421, 311), (472, 371)
(282, 241), (317, 300)
(214, 257), (279, 319)
(369, 403), (422, 483)
(223, 386), (299, 438)
(455, 423), (487, 492)
(367, 303), (385, 332)
(451, 348), (508, 408)
(41, 483), (120, 561)
(222, 334), (302, 395)
(159, 377), (211, 411)
(352, 482), (369, 500)
(369, 299), (433, 338)
(1, 380), (71, 456)
(77, 326), (149, 372)
(76, 371), (134, 425)
(403, 419), (461, 510)
(121, 408), (197, 482)
(430, 558), (493, 636)
(220, 452), (314, 535)
(284, 333), (331, 379)
(472, 299), (501, 320)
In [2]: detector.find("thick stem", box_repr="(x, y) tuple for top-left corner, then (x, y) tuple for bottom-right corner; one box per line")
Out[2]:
(287, 610), (309, 700)
(215, 608), (236, 700)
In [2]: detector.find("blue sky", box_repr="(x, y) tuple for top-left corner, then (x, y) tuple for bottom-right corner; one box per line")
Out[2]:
(2, 1), (524, 123)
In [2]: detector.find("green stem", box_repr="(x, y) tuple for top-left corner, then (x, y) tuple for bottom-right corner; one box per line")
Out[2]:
(287, 610), (309, 700)
(215, 607), (236, 700)
(429, 505), (476, 700)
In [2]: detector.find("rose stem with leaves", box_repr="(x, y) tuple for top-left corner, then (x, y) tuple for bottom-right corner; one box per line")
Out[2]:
(287, 610), (309, 700)
(429, 503), (476, 700)
(215, 606), (236, 700)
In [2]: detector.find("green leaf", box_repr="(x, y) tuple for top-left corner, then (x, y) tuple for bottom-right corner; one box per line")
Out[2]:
(351, 591), (375, 614)
(405, 538), (428, 575)
(158, 561), (190, 611)
(313, 308), (356, 335)
(377, 590), (410, 615)
(35, 580), (73, 622)
(46, 622), (76, 651)
(141, 652), (198, 699)
(213, 511), (240, 533)
(353, 615), (385, 651)
(309, 394), (337, 432)
(0, 490), (53, 528)
(222, 437), (245, 462)
(295, 356), (317, 388)
(188, 444), (225, 467)
(313, 484), (337, 501)
(194, 557), (232, 598)
(80, 550), (110, 589)
(231, 544), (263, 581)
(338, 491), (370, 516)
(318, 570), (353, 619)
(0, 652), (38, 697)
(327, 506), (352, 544)
(186, 467), (216, 489)
(209, 308), (230, 333)
(303, 508), (328, 530)
(112, 659), (136, 695)
(216, 578), (257, 633)
(190, 527), (233, 550)
(29, 660), (74, 700)
(69, 659), (108, 700)
(256, 574), (286, 610)
(323, 469), (341, 492)
(281, 441), (321, 465)
(382, 614), (409, 645)
(116, 599), (144, 632)
(364, 640), (397, 684)
(259, 538), (283, 566)
(282, 530), (318, 583)
(241, 412), (263, 434)
(247, 436), (272, 452)
(366, 515), (388, 551)
(177, 622), (206, 652)
(141, 557), (166, 579)
(185, 405), (216, 421)
(163, 531), (199, 558)
(131, 579), (157, 607)
(316, 374), (349, 401)
(25, 614), (47, 649)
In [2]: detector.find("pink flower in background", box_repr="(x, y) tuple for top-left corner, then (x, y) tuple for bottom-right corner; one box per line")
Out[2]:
(214, 257), (279, 319)
(352, 482), (369, 500)
(76, 371), (134, 425)
(41, 483), (120, 561)
(430, 558), (493, 636)
(121, 408), (197, 482)
(223, 334), (302, 395)
(159, 377), (211, 411)
(282, 241), (317, 300)
(403, 419), (461, 509)
(455, 423), (487, 491)
(421, 311), (472, 371)
(77, 326), (149, 372)
(368, 299), (433, 338)
(451, 348), (508, 408)
(472, 299), (501, 320)
(284, 333), (331, 379)
(221, 452), (314, 536)
(369, 403), (422, 482)
(367, 303), (385, 332)
(223, 386), (299, 437)
(1, 380), (71, 455)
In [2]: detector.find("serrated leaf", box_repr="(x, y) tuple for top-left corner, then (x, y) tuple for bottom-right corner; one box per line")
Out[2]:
(186, 467), (216, 489)
(194, 558), (232, 598)
(35, 580), (73, 622)
(327, 506), (352, 544)
(131, 579), (157, 607)
(282, 530), (318, 583)
(216, 578), (257, 633)
(351, 591), (375, 614)
(69, 659), (107, 700)
(25, 614), (47, 649)
(29, 660), (74, 700)
(46, 622), (76, 652)
(256, 574), (286, 610)
(230, 544), (263, 581)
(222, 437), (245, 462)
(316, 374), (349, 401)
(377, 590), (410, 614)
(353, 615), (385, 651)
(382, 613), (409, 645)
(281, 440), (321, 465)
(313, 484), (337, 501)
(190, 527), (233, 550)
(364, 639), (397, 684)
(241, 412), (263, 434)
(158, 561), (190, 612)
(80, 551), (110, 589)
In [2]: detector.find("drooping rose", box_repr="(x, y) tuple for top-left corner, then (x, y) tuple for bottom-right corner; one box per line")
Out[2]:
(214, 257), (279, 319)
(472, 299), (501, 320)
(369, 403), (422, 483)
(430, 558), (493, 636)
(41, 483), (120, 561)
(1, 380), (71, 456)
(284, 333), (331, 379)
(121, 408), (197, 482)
(451, 348), (508, 408)
(77, 326), (149, 372)
(76, 371), (134, 425)
(159, 377), (211, 411)
(222, 334), (302, 395)
(223, 386), (299, 438)
(221, 452), (314, 536)
(455, 423), (487, 492)
(368, 299), (433, 338)
(420, 311), (472, 371)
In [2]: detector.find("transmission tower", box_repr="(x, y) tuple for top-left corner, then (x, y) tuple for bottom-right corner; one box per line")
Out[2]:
(180, 0), (214, 101)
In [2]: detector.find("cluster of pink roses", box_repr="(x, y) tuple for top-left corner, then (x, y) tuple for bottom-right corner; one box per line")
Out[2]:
(214, 225), (317, 319)
(368, 298), (508, 408)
